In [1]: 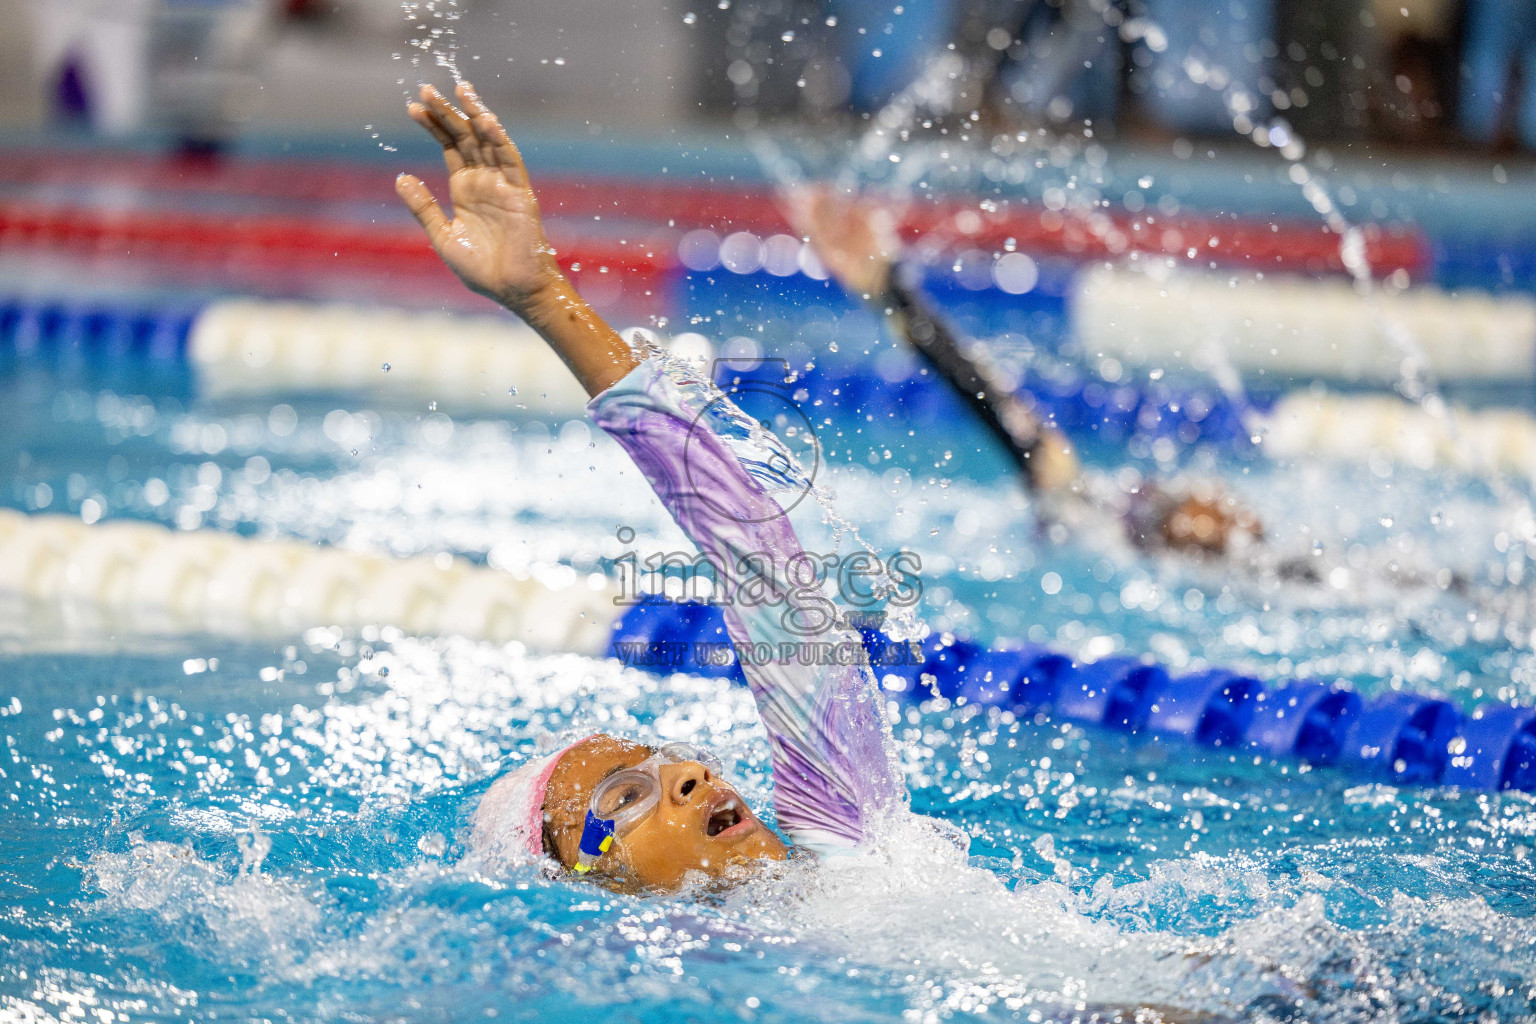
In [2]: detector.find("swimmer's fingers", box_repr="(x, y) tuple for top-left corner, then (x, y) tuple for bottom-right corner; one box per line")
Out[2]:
(395, 173), (450, 244)
(783, 185), (832, 249)
(456, 81), (531, 186)
(419, 83), (484, 169)
(407, 99), (467, 175)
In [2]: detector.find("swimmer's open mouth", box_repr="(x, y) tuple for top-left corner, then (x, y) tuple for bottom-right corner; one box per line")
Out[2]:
(703, 792), (752, 838)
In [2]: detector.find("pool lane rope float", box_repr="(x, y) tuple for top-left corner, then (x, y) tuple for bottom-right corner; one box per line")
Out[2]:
(187, 299), (590, 413)
(6, 510), (1531, 791)
(0, 297), (199, 362)
(0, 509), (617, 653)
(1261, 391), (1536, 480)
(1070, 263), (1536, 385)
(9, 292), (1536, 477)
(10, 291), (1536, 482)
(178, 295), (1536, 475)
(607, 595), (1536, 793)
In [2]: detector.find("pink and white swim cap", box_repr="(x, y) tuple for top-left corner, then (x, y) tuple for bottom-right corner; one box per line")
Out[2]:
(472, 735), (593, 865)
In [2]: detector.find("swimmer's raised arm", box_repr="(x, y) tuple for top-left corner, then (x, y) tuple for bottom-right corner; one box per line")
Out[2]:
(790, 187), (1080, 495)
(395, 82), (639, 397)
(786, 186), (901, 301)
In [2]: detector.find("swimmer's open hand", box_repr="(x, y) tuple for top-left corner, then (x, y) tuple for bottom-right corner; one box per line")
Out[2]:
(787, 186), (902, 300)
(396, 82), (563, 313)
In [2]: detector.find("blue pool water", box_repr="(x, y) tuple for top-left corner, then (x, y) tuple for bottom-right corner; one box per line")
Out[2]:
(3, 284), (1536, 1024)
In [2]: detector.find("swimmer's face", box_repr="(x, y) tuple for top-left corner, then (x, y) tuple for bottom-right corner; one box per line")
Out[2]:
(1128, 482), (1263, 557)
(542, 734), (789, 892)
(1161, 492), (1263, 555)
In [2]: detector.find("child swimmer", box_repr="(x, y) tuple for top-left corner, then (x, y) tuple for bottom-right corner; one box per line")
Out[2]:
(789, 187), (1264, 560)
(792, 189), (1483, 601)
(395, 87), (1312, 1020)
(395, 83), (905, 892)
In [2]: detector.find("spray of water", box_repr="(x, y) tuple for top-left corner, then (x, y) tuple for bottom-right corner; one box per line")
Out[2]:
(637, 335), (926, 644)
(736, 1), (1536, 565)
(401, 0), (464, 89)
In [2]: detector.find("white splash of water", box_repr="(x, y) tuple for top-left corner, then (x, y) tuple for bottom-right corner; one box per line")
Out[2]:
(402, 0), (464, 88)
(641, 339), (926, 644)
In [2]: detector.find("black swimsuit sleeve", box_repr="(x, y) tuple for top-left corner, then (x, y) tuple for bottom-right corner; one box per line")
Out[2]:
(883, 271), (1057, 492)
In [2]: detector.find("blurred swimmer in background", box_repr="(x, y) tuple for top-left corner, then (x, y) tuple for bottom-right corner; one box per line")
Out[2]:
(789, 187), (1493, 609)
(789, 186), (1264, 561)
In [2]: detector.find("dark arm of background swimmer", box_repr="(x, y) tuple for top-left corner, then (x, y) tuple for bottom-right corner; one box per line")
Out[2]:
(879, 272), (1076, 495)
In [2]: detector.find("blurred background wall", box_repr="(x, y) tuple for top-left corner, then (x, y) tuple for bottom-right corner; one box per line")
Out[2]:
(0, 0), (1528, 153)
(2, 0), (702, 140)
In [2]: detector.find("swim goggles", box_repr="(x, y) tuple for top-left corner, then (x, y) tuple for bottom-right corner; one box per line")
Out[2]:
(573, 741), (726, 873)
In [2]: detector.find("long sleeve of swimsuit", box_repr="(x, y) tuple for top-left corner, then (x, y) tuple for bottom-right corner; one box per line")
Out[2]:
(587, 353), (905, 855)
(885, 273), (1059, 493)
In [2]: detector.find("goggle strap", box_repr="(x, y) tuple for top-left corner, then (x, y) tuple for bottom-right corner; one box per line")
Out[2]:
(572, 810), (616, 873)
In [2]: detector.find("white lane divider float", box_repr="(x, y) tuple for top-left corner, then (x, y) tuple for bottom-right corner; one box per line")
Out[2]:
(188, 299), (590, 412)
(0, 509), (618, 653)
(1261, 391), (1536, 479)
(1072, 264), (1536, 383)
(185, 296), (1536, 480)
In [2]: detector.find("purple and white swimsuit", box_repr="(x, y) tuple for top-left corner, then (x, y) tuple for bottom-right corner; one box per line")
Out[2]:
(588, 354), (907, 855)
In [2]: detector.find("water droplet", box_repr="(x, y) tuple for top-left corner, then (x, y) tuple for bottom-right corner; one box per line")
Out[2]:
(1138, 175), (1154, 188)
(682, 11), (697, 24)
(508, 385), (519, 395)
(381, 362), (391, 372)
(1380, 515), (1394, 528)
(237, 830), (272, 874)
(418, 832), (447, 857)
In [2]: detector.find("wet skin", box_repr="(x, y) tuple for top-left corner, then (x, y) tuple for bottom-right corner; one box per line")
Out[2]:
(395, 85), (784, 892)
(542, 735), (790, 892)
(1158, 491), (1263, 556)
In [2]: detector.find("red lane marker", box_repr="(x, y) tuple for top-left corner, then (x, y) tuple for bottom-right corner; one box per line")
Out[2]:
(0, 202), (679, 318)
(0, 150), (1429, 277)
(0, 150), (404, 205)
(0, 203), (677, 273)
(900, 198), (1428, 277)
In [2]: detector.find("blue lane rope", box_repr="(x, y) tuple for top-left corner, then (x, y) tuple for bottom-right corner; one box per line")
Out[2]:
(0, 294), (1265, 450)
(715, 351), (1265, 452)
(0, 297), (197, 363)
(608, 595), (1536, 792)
